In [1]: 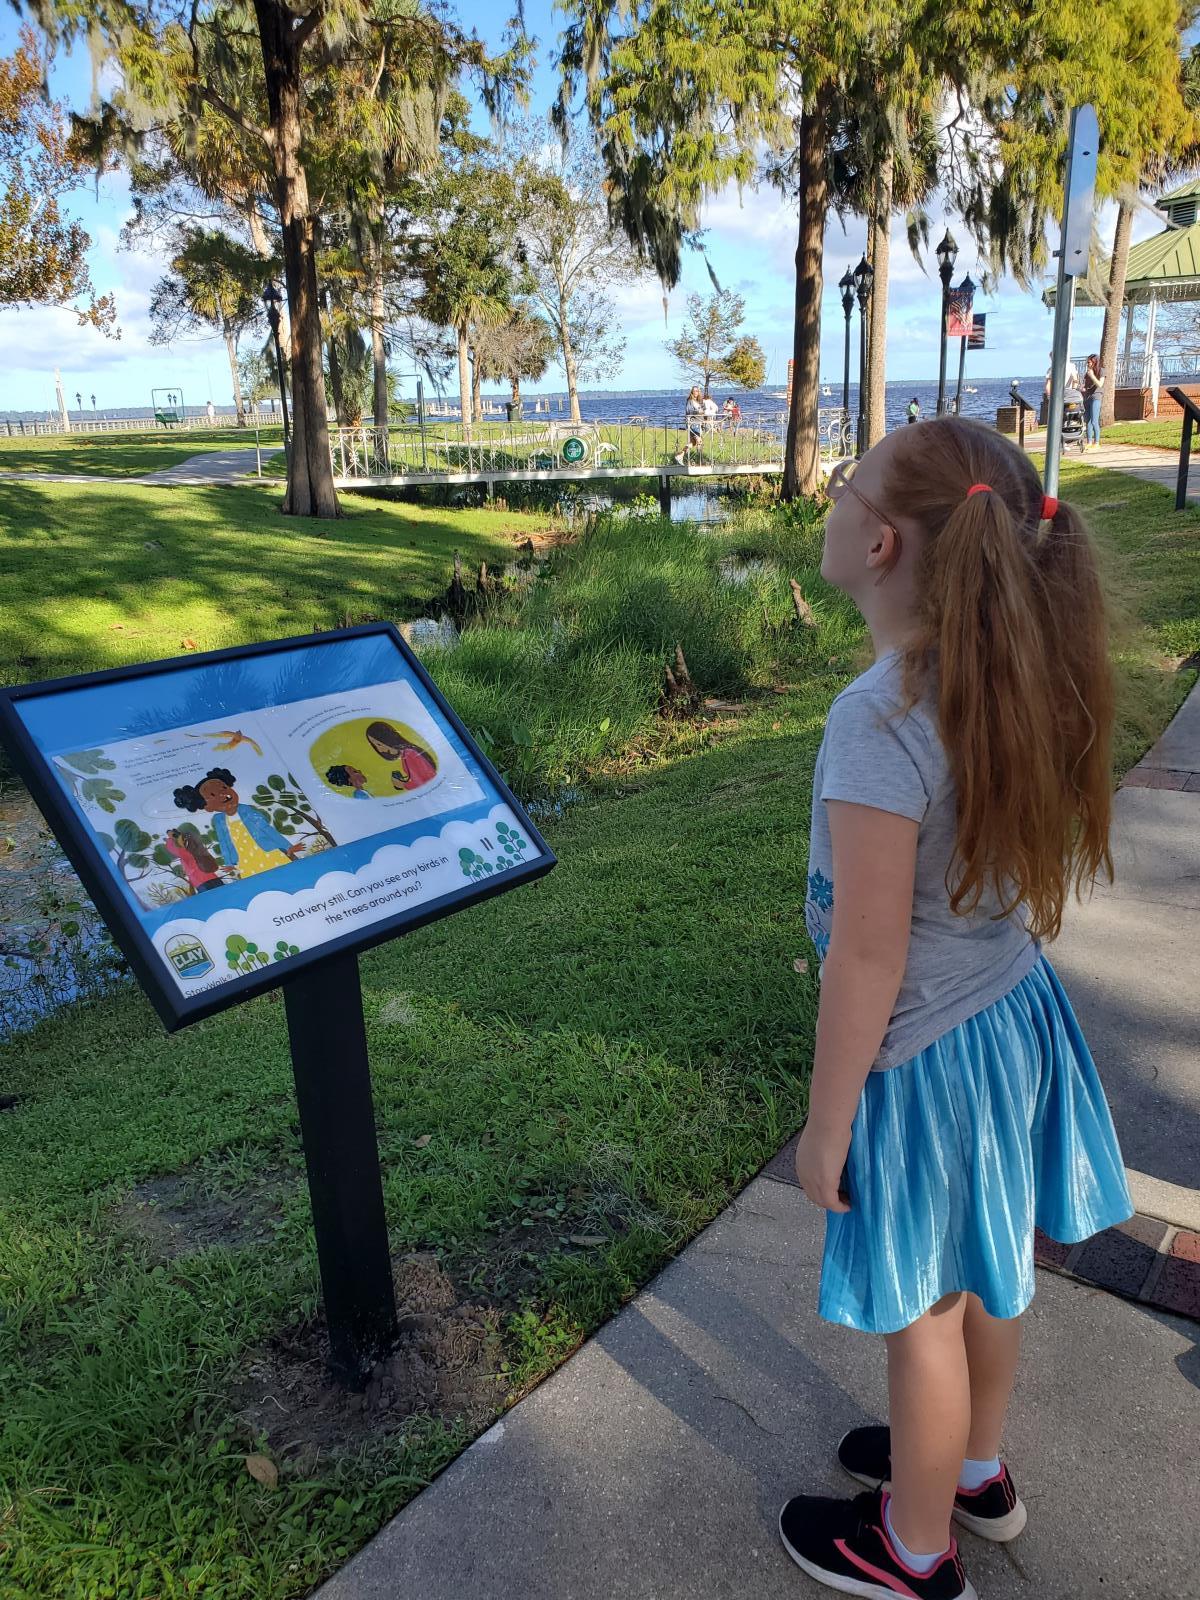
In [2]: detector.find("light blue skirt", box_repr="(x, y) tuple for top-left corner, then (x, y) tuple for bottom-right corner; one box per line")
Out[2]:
(819, 957), (1133, 1335)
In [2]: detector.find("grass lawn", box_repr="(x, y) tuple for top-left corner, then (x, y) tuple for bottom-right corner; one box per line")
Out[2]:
(0, 479), (553, 685)
(1103, 419), (1183, 450)
(0, 463), (1197, 1598)
(0, 427), (286, 478)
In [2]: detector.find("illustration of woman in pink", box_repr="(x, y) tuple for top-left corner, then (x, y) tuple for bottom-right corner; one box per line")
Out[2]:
(164, 827), (223, 892)
(364, 721), (438, 793)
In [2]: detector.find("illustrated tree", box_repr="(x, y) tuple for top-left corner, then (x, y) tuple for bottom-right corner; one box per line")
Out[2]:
(96, 819), (156, 893)
(52, 750), (124, 813)
(666, 291), (765, 397)
(514, 127), (646, 421)
(225, 934), (270, 975)
(558, 0), (1193, 498)
(149, 228), (268, 423)
(0, 26), (116, 330)
(250, 772), (335, 852)
(32, 0), (527, 517)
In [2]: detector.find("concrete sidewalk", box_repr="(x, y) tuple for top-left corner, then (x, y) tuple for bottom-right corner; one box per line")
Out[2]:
(1052, 685), (1200, 1199)
(316, 1179), (1199, 1600)
(316, 685), (1200, 1600)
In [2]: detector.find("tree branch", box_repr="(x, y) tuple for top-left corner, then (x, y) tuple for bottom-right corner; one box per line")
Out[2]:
(293, 2), (326, 51)
(195, 83), (273, 150)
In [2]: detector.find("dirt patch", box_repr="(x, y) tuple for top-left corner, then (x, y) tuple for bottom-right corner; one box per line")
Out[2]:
(114, 1173), (284, 1259)
(229, 1254), (504, 1470)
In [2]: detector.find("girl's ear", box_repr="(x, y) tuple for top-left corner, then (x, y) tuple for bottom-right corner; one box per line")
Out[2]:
(864, 520), (900, 574)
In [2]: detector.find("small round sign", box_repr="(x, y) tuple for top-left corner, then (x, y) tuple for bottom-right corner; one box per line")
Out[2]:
(561, 435), (588, 464)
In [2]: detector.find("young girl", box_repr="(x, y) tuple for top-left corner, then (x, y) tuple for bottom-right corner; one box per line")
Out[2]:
(778, 418), (1132, 1600)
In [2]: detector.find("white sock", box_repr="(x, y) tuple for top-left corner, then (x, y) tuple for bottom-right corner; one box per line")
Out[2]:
(957, 1454), (1001, 1492)
(883, 1499), (946, 1575)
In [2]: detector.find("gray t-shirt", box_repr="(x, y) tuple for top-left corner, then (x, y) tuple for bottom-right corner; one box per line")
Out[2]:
(805, 653), (1037, 1070)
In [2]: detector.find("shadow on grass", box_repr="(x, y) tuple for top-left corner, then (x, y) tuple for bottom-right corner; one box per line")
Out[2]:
(0, 479), (549, 683)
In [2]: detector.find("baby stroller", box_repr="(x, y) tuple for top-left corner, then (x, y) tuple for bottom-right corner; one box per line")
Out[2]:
(1061, 391), (1086, 453)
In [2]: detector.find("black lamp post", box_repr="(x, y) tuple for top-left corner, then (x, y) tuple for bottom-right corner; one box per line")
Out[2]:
(852, 253), (874, 457)
(935, 229), (958, 415)
(952, 273), (976, 415)
(262, 282), (291, 451)
(839, 267), (854, 447)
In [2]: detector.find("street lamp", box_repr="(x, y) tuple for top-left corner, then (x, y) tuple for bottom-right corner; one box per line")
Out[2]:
(262, 282), (291, 452)
(852, 253), (874, 457)
(935, 229), (958, 415)
(952, 273), (976, 415)
(839, 267), (854, 448)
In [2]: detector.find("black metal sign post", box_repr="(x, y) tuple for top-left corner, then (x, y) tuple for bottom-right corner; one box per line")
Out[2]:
(283, 950), (398, 1384)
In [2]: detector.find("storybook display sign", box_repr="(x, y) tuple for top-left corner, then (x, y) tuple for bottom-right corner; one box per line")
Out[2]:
(0, 623), (554, 1030)
(0, 623), (556, 1381)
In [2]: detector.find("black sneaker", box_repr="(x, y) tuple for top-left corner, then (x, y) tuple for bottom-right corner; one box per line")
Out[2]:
(838, 1425), (1028, 1542)
(778, 1487), (977, 1599)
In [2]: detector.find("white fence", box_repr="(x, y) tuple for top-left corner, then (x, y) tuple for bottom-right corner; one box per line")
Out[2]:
(0, 412), (278, 437)
(327, 409), (852, 481)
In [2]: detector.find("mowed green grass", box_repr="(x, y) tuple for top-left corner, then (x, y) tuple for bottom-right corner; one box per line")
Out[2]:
(0, 463), (1197, 1597)
(0, 427), (286, 478)
(1103, 418), (1183, 450)
(0, 479), (552, 684)
(1055, 459), (1200, 764)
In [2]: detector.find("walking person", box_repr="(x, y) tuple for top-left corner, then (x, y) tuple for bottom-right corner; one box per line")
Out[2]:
(778, 417), (1132, 1599)
(906, 396), (920, 425)
(1082, 354), (1104, 449)
(674, 385), (705, 464)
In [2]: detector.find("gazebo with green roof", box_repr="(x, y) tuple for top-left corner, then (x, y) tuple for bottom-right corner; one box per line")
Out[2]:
(1072, 178), (1200, 418)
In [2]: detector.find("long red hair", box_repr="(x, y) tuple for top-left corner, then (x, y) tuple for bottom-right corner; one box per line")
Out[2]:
(883, 417), (1113, 940)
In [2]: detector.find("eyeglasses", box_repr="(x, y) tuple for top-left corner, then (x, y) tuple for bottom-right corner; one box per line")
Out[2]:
(826, 459), (898, 533)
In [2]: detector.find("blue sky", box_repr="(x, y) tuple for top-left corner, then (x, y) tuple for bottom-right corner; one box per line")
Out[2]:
(0, 0), (1165, 413)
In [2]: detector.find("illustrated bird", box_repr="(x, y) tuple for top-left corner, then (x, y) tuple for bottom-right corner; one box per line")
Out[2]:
(185, 729), (264, 756)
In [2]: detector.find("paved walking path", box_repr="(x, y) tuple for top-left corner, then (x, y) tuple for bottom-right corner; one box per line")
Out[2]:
(317, 683), (1200, 1600)
(1019, 433), (1193, 501)
(0, 447), (283, 489)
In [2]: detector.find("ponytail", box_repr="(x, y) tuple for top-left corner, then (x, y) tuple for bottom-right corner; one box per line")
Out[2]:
(885, 419), (1113, 940)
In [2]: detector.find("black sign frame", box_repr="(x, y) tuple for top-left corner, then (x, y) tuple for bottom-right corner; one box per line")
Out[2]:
(0, 621), (556, 1033)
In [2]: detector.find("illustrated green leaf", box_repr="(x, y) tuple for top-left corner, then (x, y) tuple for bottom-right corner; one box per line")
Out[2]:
(115, 818), (151, 854)
(268, 775), (285, 791)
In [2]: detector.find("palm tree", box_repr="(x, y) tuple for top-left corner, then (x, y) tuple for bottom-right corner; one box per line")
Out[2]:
(473, 307), (555, 409)
(148, 229), (267, 422)
(828, 90), (940, 446)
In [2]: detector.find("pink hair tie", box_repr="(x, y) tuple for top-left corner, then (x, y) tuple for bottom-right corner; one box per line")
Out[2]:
(966, 483), (992, 497)
(1041, 494), (1059, 520)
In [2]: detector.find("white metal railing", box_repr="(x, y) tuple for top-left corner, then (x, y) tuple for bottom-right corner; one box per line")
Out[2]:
(328, 410), (852, 481)
(1114, 352), (1200, 388)
(0, 411), (280, 436)
(328, 413), (791, 479)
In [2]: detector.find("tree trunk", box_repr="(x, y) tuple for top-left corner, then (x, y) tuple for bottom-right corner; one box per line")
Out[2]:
(370, 221), (389, 431)
(470, 345), (482, 423)
(559, 319), (582, 422)
(254, 0), (337, 518)
(245, 203), (273, 260)
(510, 374), (521, 406)
(224, 326), (246, 424)
(456, 324), (472, 437)
(783, 93), (831, 501)
(324, 289), (346, 424)
(1099, 198), (1134, 429)
(866, 151), (893, 448)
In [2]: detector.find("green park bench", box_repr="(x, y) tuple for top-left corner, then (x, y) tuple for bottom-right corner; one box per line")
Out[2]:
(154, 409), (181, 428)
